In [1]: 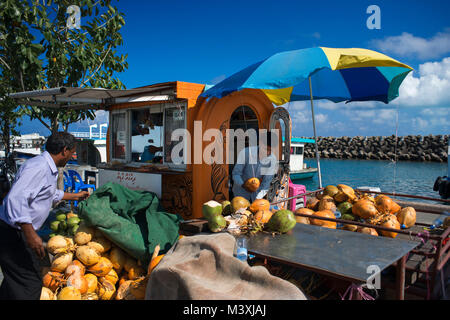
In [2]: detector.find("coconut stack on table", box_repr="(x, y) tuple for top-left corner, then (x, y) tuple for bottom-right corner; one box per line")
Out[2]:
(202, 178), (297, 236)
(40, 221), (165, 300)
(297, 184), (417, 238)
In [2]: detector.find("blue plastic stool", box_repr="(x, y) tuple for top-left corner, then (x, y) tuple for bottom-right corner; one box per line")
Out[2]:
(68, 170), (96, 206)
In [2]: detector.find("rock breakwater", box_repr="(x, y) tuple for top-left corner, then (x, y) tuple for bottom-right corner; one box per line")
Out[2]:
(302, 135), (448, 162)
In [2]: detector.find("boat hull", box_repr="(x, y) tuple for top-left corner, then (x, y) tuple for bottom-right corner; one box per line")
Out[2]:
(290, 168), (317, 181)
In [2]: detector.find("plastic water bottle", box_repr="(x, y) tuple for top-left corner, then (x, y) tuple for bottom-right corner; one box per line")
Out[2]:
(430, 212), (450, 229)
(333, 209), (343, 228)
(236, 237), (248, 262)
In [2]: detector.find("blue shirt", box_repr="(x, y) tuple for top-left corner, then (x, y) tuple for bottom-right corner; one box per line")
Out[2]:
(0, 151), (64, 230)
(232, 146), (277, 202)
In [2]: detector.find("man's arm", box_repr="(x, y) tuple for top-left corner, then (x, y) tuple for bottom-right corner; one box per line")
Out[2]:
(19, 223), (45, 259)
(62, 191), (90, 201)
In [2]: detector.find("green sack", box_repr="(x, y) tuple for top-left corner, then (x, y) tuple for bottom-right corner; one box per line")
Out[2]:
(78, 182), (182, 266)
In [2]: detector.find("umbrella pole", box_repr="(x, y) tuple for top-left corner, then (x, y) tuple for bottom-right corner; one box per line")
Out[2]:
(309, 77), (323, 188)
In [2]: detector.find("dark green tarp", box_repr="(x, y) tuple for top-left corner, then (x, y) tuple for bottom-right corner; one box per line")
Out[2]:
(78, 182), (182, 266)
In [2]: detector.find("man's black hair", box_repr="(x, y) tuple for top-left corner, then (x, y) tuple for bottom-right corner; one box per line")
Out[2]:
(45, 132), (77, 155)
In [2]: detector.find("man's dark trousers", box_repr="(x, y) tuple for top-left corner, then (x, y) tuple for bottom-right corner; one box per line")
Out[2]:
(0, 220), (44, 300)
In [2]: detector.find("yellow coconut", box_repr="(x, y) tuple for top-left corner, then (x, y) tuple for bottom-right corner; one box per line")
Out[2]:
(253, 210), (273, 224)
(396, 207), (416, 228)
(67, 273), (89, 295)
(375, 195), (402, 214)
(342, 224), (358, 232)
(42, 271), (64, 292)
(88, 256), (114, 277)
(102, 268), (119, 286)
(379, 215), (401, 238)
(81, 292), (99, 300)
(249, 199), (270, 213)
(88, 237), (112, 254)
(334, 184), (356, 203)
(109, 246), (128, 273)
(74, 224), (95, 246)
(323, 185), (339, 198)
(65, 260), (86, 277)
(57, 286), (81, 300)
(244, 177), (261, 192)
(306, 197), (320, 211)
(294, 208), (314, 224)
(84, 273), (98, 293)
(357, 227), (379, 236)
(128, 265), (146, 280)
(40, 287), (55, 300)
(76, 245), (101, 266)
(318, 196), (337, 212)
(47, 235), (72, 255)
(96, 278), (116, 300)
(50, 252), (73, 273)
(352, 199), (379, 219)
(310, 210), (337, 229)
(231, 196), (250, 212)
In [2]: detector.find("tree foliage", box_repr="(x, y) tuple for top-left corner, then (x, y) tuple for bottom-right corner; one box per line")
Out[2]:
(0, 0), (128, 134)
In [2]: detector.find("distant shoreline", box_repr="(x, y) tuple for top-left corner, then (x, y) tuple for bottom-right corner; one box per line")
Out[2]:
(302, 134), (449, 162)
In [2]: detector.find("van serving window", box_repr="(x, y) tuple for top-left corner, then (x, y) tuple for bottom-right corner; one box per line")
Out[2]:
(110, 102), (187, 167)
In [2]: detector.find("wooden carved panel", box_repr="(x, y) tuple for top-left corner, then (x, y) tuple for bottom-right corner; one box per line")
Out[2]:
(161, 173), (193, 219)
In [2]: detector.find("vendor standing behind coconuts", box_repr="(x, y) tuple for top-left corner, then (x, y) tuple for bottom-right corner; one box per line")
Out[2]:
(0, 132), (89, 300)
(231, 132), (277, 202)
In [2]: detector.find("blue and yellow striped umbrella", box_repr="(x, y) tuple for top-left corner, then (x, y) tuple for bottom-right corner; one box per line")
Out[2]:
(202, 47), (413, 105)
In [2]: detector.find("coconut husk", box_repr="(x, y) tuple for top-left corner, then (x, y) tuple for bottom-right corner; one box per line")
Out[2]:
(396, 207), (416, 228)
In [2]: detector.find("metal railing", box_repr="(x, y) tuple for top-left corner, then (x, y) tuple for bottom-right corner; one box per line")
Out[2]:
(70, 132), (107, 139)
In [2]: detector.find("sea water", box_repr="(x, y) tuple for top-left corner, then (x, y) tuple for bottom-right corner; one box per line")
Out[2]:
(296, 159), (447, 201)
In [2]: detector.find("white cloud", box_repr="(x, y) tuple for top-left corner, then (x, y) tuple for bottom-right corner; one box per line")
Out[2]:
(420, 108), (449, 117)
(371, 30), (450, 60)
(393, 57), (450, 107)
(315, 113), (328, 124)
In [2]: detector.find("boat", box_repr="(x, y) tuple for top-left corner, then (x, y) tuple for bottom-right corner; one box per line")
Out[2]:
(289, 137), (317, 181)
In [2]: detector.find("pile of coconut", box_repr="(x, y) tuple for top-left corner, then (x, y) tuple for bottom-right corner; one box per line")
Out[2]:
(40, 223), (163, 300)
(296, 184), (417, 238)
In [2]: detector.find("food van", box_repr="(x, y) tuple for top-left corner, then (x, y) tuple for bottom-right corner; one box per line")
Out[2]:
(98, 81), (291, 219)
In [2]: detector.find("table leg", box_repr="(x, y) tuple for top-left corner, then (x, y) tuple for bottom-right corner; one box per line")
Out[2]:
(395, 255), (406, 300)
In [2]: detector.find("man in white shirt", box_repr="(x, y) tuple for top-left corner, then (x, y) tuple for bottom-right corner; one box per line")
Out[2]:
(0, 132), (89, 300)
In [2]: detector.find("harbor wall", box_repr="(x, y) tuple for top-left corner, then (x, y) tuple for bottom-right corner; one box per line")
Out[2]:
(302, 135), (449, 162)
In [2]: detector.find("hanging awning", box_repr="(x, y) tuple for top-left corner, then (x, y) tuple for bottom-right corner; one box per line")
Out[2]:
(7, 81), (206, 110)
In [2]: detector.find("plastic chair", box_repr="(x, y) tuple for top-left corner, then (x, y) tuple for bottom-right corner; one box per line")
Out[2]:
(68, 169), (96, 206)
(288, 179), (306, 211)
(63, 171), (72, 192)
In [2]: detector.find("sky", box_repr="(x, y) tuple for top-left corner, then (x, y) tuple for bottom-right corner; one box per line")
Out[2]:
(18, 0), (450, 138)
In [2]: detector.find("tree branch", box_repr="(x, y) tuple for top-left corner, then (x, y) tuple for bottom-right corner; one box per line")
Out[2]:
(80, 44), (111, 87)
(0, 57), (11, 70)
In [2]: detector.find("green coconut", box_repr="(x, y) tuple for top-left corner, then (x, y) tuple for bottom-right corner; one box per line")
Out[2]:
(221, 200), (233, 216)
(208, 214), (227, 233)
(341, 213), (356, 221)
(67, 216), (81, 228)
(266, 209), (296, 233)
(58, 220), (67, 232)
(55, 213), (67, 222)
(337, 202), (353, 216)
(50, 220), (60, 232)
(202, 200), (223, 220)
